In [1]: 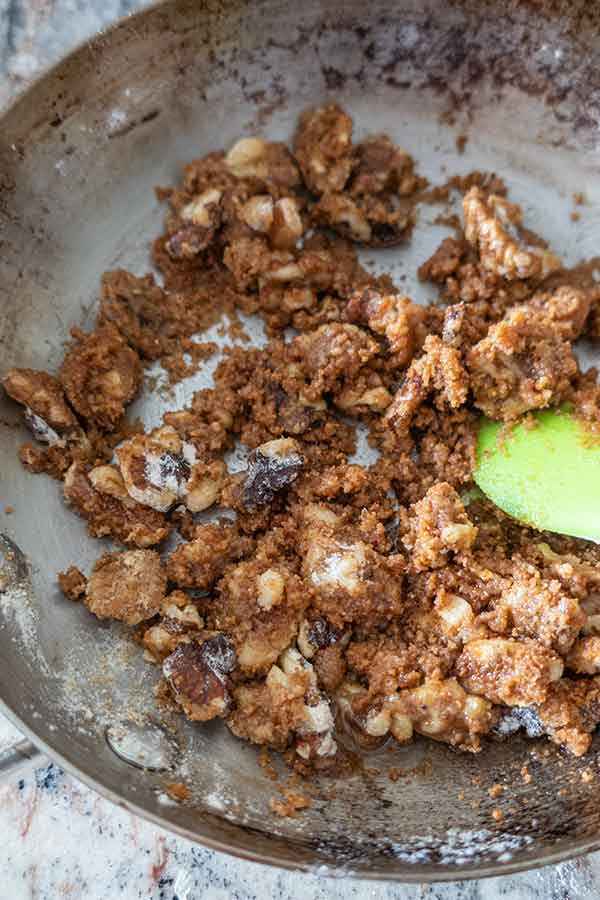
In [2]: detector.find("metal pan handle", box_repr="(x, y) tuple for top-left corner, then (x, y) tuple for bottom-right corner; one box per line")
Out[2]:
(0, 739), (43, 782)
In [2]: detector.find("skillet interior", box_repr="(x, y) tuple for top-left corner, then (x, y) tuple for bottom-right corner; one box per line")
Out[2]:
(2, 0), (600, 880)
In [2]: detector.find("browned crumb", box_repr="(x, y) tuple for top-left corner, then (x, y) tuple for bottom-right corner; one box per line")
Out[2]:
(492, 808), (504, 822)
(488, 783), (503, 799)
(164, 781), (190, 801)
(4, 505), (14, 514)
(58, 566), (87, 602)
(456, 134), (468, 154)
(269, 790), (313, 818)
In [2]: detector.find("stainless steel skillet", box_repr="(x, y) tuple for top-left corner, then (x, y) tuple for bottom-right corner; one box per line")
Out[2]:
(2, 0), (600, 881)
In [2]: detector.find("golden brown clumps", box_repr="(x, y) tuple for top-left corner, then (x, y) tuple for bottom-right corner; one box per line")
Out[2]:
(59, 325), (142, 429)
(10, 101), (600, 773)
(402, 482), (478, 573)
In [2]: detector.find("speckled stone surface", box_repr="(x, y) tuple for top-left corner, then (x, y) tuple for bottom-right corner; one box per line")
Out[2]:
(2, 2), (600, 897)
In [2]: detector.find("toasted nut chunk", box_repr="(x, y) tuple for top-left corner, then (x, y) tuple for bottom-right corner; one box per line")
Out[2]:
(226, 137), (269, 177)
(3, 367), (81, 445)
(346, 289), (426, 367)
(214, 559), (308, 675)
(392, 677), (495, 750)
(487, 562), (586, 654)
(89, 465), (130, 502)
(240, 195), (274, 232)
(565, 636), (600, 674)
(142, 591), (204, 663)
(64, 462), (169, 548)
(237, 438), (304, 510)
(166, 522), (253, 590)
(60, 325), (142, 428)
(270, 197), (304, 249)
(230, 648), (337, 760)
(403, 483), (477, 573)
(186, 460), (226, 512)
(225, 138), (300, 187)
(467, 306), (578, 421)
(228, 662), (308, 750)
(293, 103), (353, 195)
(457, 638), (563, 706)
(385, 335), (468, 434)
(463, 187), (561, 280)
(116, 426), (224, 513)
(351, 134), (420, 197)
(116, 427), (194, 511)
(315, 193), (372, 243)
(301, 508), (404, 629)
(163, 634), (236, 721)
(536, 676), (600, 756)
(85, 550), (166, 625)
(180, 188), (223, 227)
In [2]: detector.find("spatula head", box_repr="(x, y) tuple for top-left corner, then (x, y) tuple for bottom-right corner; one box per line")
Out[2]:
(474, 409), (600, 542)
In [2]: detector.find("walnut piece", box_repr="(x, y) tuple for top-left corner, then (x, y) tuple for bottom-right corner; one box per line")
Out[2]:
(457, 637), (563, 706)
(238, 438), (304, 510)
(463, 187), (561, 281)
(163, 634), (236, 721)
(64, 462), (169, 548)
(385, 335), (468, 435)
(116, 426), (225, 513)
(293, 103), (353, 195)
(403, 483), (478, 573)
(467, 306), (578, 420)
(166, 522), (253, 590)
(3, 368), (81, 445)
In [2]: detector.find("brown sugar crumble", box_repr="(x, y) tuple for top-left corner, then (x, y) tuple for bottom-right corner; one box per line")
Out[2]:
(5, 102), (600, 789)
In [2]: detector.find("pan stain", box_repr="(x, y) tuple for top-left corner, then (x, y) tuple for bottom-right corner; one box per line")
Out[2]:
(107, 108), (162, 140)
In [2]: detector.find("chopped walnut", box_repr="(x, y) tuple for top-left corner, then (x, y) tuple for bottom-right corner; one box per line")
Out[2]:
(565, 636), (600, 675)
(166, 522), (253, 590)
(214, 558), (308, 675)
(385, 335), (469, 435)
(293, 103), (353, 195)
(457, 637), (563, 706)
(467, 306), (578, 420)
(536, 676), (600, 756)
(142, 590), (205, 663)
(289, 322), (378, 403)
(64, 462), (169, 547)
(3, 368), (81, 445)
(300, 505), (404, 629)
(84, 550), (166, 624)
(346, 289), (426, 367)
(485, 561), (586, 654)
(116, 426), (225, 512)
(59, 325), (142, 429)
(463, 187), (561, 280)
(227, 438), (304, 511)
(403, 483), (477, 573)
(527, 285), (592, 340)
(225, 137), (300, 189)
(163, 634), (236, 721)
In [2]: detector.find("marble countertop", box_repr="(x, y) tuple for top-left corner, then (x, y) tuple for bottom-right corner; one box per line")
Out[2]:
(1, 2), (600, 897)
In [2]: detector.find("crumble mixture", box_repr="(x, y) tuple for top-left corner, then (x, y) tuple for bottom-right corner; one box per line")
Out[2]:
(6, 103), (600, 776)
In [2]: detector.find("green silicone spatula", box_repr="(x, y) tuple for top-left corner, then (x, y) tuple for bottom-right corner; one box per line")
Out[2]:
(474, 409), (600, 541)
